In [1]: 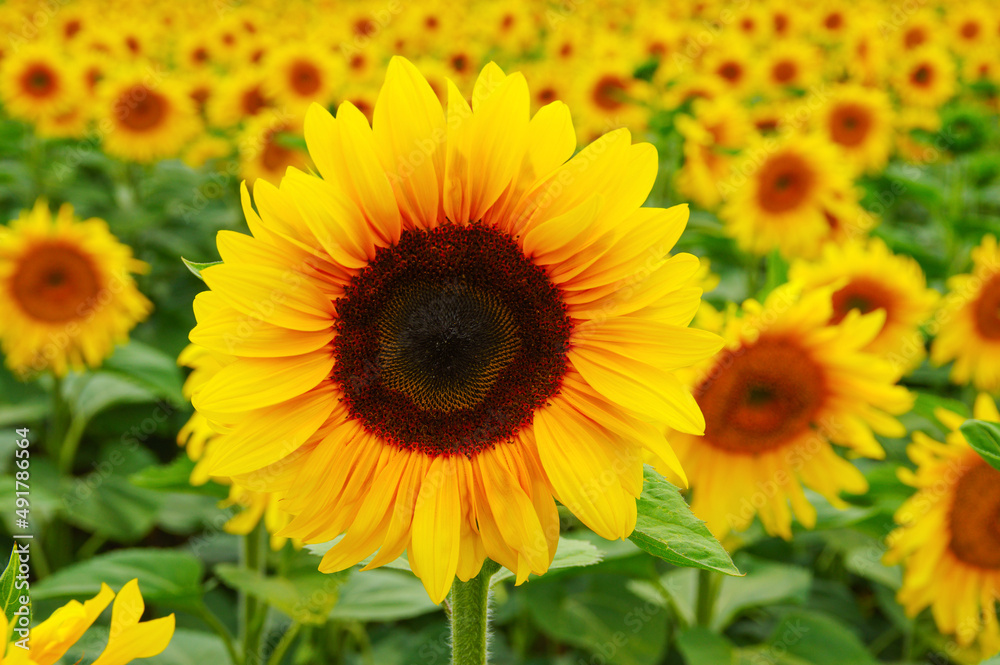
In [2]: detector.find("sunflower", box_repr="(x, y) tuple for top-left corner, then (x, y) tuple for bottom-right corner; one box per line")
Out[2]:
(893, 47), (957, 109)
(897, 10), (938, 53)
(0, 41), (81, 123)
(265, 43), (341, 111)
(177, 344), (300, 550)
(237, 111), (311, 187)
(0, 200), (151, 378)
(99, 71), (201, 163)
(962, 49), (1000, 87)
(759, 40), (821, 92)
(931, 235), (1000, 391)
(185, 57), (721, 603)
(817, 84), (894, 175)
(0, 578), (174, 665)
(789, 238), (939, 370)
(885, 394), (1000, 657)
(720, 132), (853, 259)
(675, 97), (753, 210)
(667, 285), (913, 539)
(948, 4), (992, 55)
(701, 39), (756, 99)
(207, 70), (274, 128)
(574, 58), (651, 141)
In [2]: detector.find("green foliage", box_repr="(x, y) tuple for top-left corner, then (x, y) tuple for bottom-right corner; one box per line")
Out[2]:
(629, 467), (740, 576)
(961, 419), (1000, 472)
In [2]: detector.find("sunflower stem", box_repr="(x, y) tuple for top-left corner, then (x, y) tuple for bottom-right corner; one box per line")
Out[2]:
(449, 560), (501, 665)
(695, 568), (720, 627)
(240, 522), (268, 661)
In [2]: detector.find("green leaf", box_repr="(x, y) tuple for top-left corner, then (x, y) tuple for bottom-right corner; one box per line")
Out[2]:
(31, 549), (204, 610)
(764, 610), (877, 665)
(215, 562), (349, 625)
(131, 455), (226, 497)
(102, 340), (186, 406)
(711, 558), (812, 630)
(629, 466), (740, 576)
(182, 257), (222, 280)
(524, 572), (669, 665)
(129, 628), (233, 665)
(676, 626), (735, 665)
(492, 537), (603, 583)
(1, 543), (28, 625)
(61, 474), (161, 542)
(328, 569), (439, 622)
(64, 372), (159, 425)
(0, 400), (49, 429)
(961, 420), (1000, 472)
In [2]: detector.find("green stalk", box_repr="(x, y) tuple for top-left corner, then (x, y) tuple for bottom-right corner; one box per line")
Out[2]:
(240, 523), (268, 662)
(695, 568), (721, 627)
(266, 622), (301, 665)
(449, 560), (501, 665)
(197, 603), (240, 665)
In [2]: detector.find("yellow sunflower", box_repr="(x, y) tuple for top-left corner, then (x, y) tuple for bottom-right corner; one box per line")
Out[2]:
(0, 41), (82, 123)
(931, 235), (1000, 391)
(237, 111), (311, 187)
(720, 132), (853, 259)
(667, 285), (913, 540)
(184, 57), (721, 603)
(700, 39), (756, 99)
(207, 70), (274, 129)
(758, 40), (821, 92)
(675, 97), (753, 210)
(265, 43), (341, 112)
(948, 3), (992, 55)
(574, 58), (651, 142)
(177, 344), (299, 551)
(818, 84), (894, 175)
(893, 47), (957, 109)
(99, 71), (201, 163)
(1, 578), (174, 665)
(789, 238), (940, 370)
(885, 394), (1000, 658)
(0, 200), (151, 378)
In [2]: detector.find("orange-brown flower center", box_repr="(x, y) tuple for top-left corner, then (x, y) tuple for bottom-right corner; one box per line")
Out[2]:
(911, 64), (934, 87)
(260, 128), (295, 172)
(830, 277), (894, 325)
(824, 12), (844, 30)
(948, 460), (1000, 568)
(115, 85), (169, 132)
(696, 336), (826, 454)
(772, 60), (797, 84)
(904, 26), (927, 49)
(757, 151), (815, 213)
(20, 63), (59, 98)
(960, 21), (980, 40)
(289, 60), (322, 96)
(829, 102), (873, 147)
(718, 61), (743, 83)
(241, 86), (268, 116)
(973, 274), (1000, 340)
(11, 242), (101, 323)
(592, 75), (627, 111)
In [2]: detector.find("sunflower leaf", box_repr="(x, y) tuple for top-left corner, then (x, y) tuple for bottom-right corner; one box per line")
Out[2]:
(182, 258), (222, 281)
(629, 466), (740, 576)
(1, 543), (29, 625)
(960, 419), (1000, 472)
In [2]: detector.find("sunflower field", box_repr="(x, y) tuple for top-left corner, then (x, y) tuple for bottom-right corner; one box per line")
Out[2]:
(2, 0), (1000, 664)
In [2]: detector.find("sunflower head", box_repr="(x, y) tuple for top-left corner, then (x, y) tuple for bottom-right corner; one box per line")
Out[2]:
(670, 285), (913, 539)
(886, 394), (1000, 656)
(931, 235), (1000, 391)
(0, 200), (151, 378)
(184, 57), (721, 603)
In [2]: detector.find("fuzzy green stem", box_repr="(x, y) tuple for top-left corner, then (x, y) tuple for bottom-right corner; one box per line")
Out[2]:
(449, 560), (501, 665)
(266, 622), (301, 665)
